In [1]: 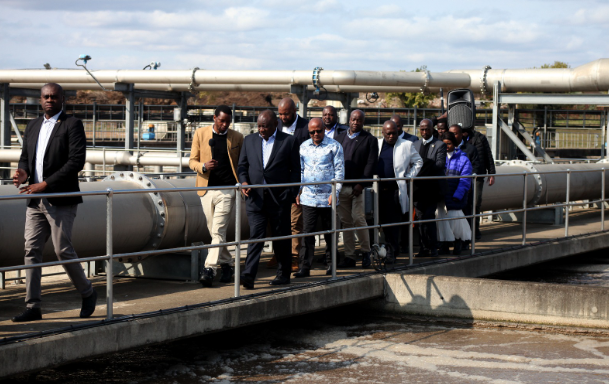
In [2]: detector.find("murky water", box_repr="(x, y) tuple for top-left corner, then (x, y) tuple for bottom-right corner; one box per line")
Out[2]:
(5, 306), (609, 384)
(489, 250), (609, 287)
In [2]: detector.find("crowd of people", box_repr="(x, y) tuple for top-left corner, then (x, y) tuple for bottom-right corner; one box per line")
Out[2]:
(10, 86), (496, 322)
(190, 98), (497, 290)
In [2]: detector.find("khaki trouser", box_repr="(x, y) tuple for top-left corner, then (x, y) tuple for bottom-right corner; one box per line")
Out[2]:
(201, 189), (236, 269)
(337, 185), (370, 257)
(291, 203), (303, 256)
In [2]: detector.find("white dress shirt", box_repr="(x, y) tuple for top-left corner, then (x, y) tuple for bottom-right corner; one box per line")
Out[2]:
(35, 111), (61, 184)
(325, 124), (337, 139)
(260, 129), (277, 184)
(281, 115), (298, 135)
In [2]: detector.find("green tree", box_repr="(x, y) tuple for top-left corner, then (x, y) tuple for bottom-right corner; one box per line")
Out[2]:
(387, 66), (437, 108)
(536, 61), (570, 69)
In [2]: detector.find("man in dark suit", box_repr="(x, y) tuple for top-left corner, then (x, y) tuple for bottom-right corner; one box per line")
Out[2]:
(391, 114), (419, 143)
(413, 118), (447, 257)
(322, 105), (348, 140)
(334, 109), (378, 268)
(276, 98), (309, 271)
(238, 109), (301, 289)
(11, 83), (96, 322)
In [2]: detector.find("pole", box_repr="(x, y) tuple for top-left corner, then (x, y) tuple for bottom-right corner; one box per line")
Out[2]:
(92, 100), (97, 148)
(522, 172), (527, 245)
(471, 174), (477, 255)
(234, 184), (241, 297)
(565, 170), (571, 237)
(408, 177), (414, 265)
(105, 188), (114, 320)
(331, 180), (337, 279)
(373, 175), (379, 245)
(602, 168), (606, 231)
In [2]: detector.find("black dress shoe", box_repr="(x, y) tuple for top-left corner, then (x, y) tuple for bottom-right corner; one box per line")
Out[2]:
(12, 307), (42, 322)
(337, 257), (356, 268)
(241, 274), (255, 290)
(415, 250), (430, 257)
(219, 264), (234, 283)
(80, 290), (98, 318)
(293, 269), (310, 278)
(361, 252), (371, 269)
(200, 267), (215, 287)
(326, 266), (334, 275)
(269, 275), (290, 285)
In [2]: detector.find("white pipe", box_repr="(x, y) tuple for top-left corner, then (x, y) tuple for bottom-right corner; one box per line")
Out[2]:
(0, 149), (189, 167)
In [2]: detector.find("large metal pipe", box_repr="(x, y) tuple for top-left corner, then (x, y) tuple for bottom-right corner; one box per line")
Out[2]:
(1, 163), (608, 268)
(0, 149), (190, 168)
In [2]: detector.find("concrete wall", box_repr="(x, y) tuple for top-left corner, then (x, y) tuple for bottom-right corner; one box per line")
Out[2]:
(379, 274), (609, 328)
(0, 275), (384, 378)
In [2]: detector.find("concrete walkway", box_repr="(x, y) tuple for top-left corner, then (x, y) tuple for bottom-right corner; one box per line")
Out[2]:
(0, 207), (605, 339)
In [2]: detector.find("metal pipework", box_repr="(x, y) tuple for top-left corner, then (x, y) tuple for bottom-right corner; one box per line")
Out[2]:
(0, 173), (248, 268)
(4, 59), (609, 93)
(0, 149), (190, 168)
(1, 164), (608, 268)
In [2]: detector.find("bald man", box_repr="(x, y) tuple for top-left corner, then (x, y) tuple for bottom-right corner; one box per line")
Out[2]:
(276, 98), (309, 271)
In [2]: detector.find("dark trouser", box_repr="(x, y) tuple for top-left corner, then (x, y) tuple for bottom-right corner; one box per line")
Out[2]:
(300, 205), (333, 270)
(472, 180), (484, 236)
(24, 199), (93, 309)
(243, 193), (292, 280)
(379, 188), (401, 258)
(414, 200), (438, 253)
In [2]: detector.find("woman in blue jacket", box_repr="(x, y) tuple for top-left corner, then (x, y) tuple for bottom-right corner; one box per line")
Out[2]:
(437, 131), (472, 255)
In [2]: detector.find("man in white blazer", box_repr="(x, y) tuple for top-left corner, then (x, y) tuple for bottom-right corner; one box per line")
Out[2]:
(376, 120), (423, 261)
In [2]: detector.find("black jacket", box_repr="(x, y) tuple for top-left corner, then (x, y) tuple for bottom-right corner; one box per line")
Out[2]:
(459, 141), (482, 176)
(18, 112), (86, 206)
(467, 131), (496, 179)
(237, 130), (300, 212)
(334, 129), (379, 188)
(279, 114), (309, 146)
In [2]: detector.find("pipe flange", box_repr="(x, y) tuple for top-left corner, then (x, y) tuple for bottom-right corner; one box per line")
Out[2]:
(420, 70), (430, 94)
(312, 66), (323, 97)
(480, 65), (492, 96)
(103, 172), (168, 254)
(502, 160), (543, 206)
(189, 67), (200, 93)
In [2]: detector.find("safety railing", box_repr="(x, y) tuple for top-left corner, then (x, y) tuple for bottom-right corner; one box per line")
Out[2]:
(0, 167), (607, 321)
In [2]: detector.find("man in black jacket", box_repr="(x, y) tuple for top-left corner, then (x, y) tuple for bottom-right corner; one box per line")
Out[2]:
(322, 105), (348, 139)
(413, 119), (447, 257)
(277, 98), (309, 271)
(238, 109), (301, 289)
(11, 83), (96, 322)
(464, 128), (496, 240)
(334, 109), (378, 268)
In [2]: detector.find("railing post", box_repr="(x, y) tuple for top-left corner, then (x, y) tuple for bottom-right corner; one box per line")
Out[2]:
(471, 174), (477, 255)
(92, 100), (97, 148)
(565, 169), (571, 237)
(331, 180), (337, 279)
(522, 172), (528, 245)
(602, 168), (606, 231)
(234, 184), (241, 297)
(106, 188), (114, 320)
(372, 175), (379, 245)
(408, 177), (414, 265)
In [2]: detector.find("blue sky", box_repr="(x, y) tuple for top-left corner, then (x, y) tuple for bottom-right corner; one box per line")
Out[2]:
(0, 0), (606, 72)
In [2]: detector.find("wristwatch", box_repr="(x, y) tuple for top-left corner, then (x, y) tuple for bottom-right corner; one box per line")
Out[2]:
(202, 164), (207, 173)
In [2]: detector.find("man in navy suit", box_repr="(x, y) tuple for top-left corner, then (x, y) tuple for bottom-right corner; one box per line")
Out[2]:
(238, 109), (301, 289)
(11, 83), (96, 322)
(322, 105), (348, 140)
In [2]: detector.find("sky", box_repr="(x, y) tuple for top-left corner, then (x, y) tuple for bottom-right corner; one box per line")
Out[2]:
(0, 0), (607, 72)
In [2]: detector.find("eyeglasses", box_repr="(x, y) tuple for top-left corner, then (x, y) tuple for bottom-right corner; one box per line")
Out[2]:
(309, 129), (323, 135)
(41, 95), (59, 100)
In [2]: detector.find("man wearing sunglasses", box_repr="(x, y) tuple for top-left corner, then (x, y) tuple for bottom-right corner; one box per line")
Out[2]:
(294, 118), (344, 277)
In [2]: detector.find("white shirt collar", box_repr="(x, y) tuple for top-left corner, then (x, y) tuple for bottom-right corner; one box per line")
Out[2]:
(44, 111), (62, 124)
(422, 136), (434, 145)
(260, 128), (277, 142)
(212, 124), (228, 135)
(282, 115), (298, 134)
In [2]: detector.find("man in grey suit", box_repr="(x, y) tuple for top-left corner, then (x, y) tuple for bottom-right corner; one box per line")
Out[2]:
(412, 119), (447, 257)
(11, 83), (96, 322)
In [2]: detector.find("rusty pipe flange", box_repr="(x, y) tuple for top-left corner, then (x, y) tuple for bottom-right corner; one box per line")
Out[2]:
(502, 160), (543, 207)
(103, 172), (168, 256)
(419, 70), (431, 94)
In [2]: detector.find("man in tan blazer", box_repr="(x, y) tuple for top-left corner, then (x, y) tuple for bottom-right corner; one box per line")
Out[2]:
(189, 105), (243, 287)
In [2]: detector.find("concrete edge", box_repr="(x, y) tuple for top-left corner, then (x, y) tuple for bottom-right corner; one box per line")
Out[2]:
(0, 275), (384, 378)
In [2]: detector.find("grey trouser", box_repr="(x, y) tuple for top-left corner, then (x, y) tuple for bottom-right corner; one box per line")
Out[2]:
(24, 199), (93, 308)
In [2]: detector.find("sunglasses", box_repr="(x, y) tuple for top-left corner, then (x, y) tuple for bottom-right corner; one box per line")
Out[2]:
(309, 129), (323, 135)
(41, 95), (60, 100)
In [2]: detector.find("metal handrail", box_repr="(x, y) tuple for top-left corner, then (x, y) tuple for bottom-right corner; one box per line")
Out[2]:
(0, 167), (607, 321)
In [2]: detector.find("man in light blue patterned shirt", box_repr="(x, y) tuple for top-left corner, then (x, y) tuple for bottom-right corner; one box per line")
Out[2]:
(294, 118), (344, 278)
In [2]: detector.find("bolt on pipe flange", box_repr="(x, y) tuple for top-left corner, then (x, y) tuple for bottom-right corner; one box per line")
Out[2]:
(103, 172), (168, 252)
